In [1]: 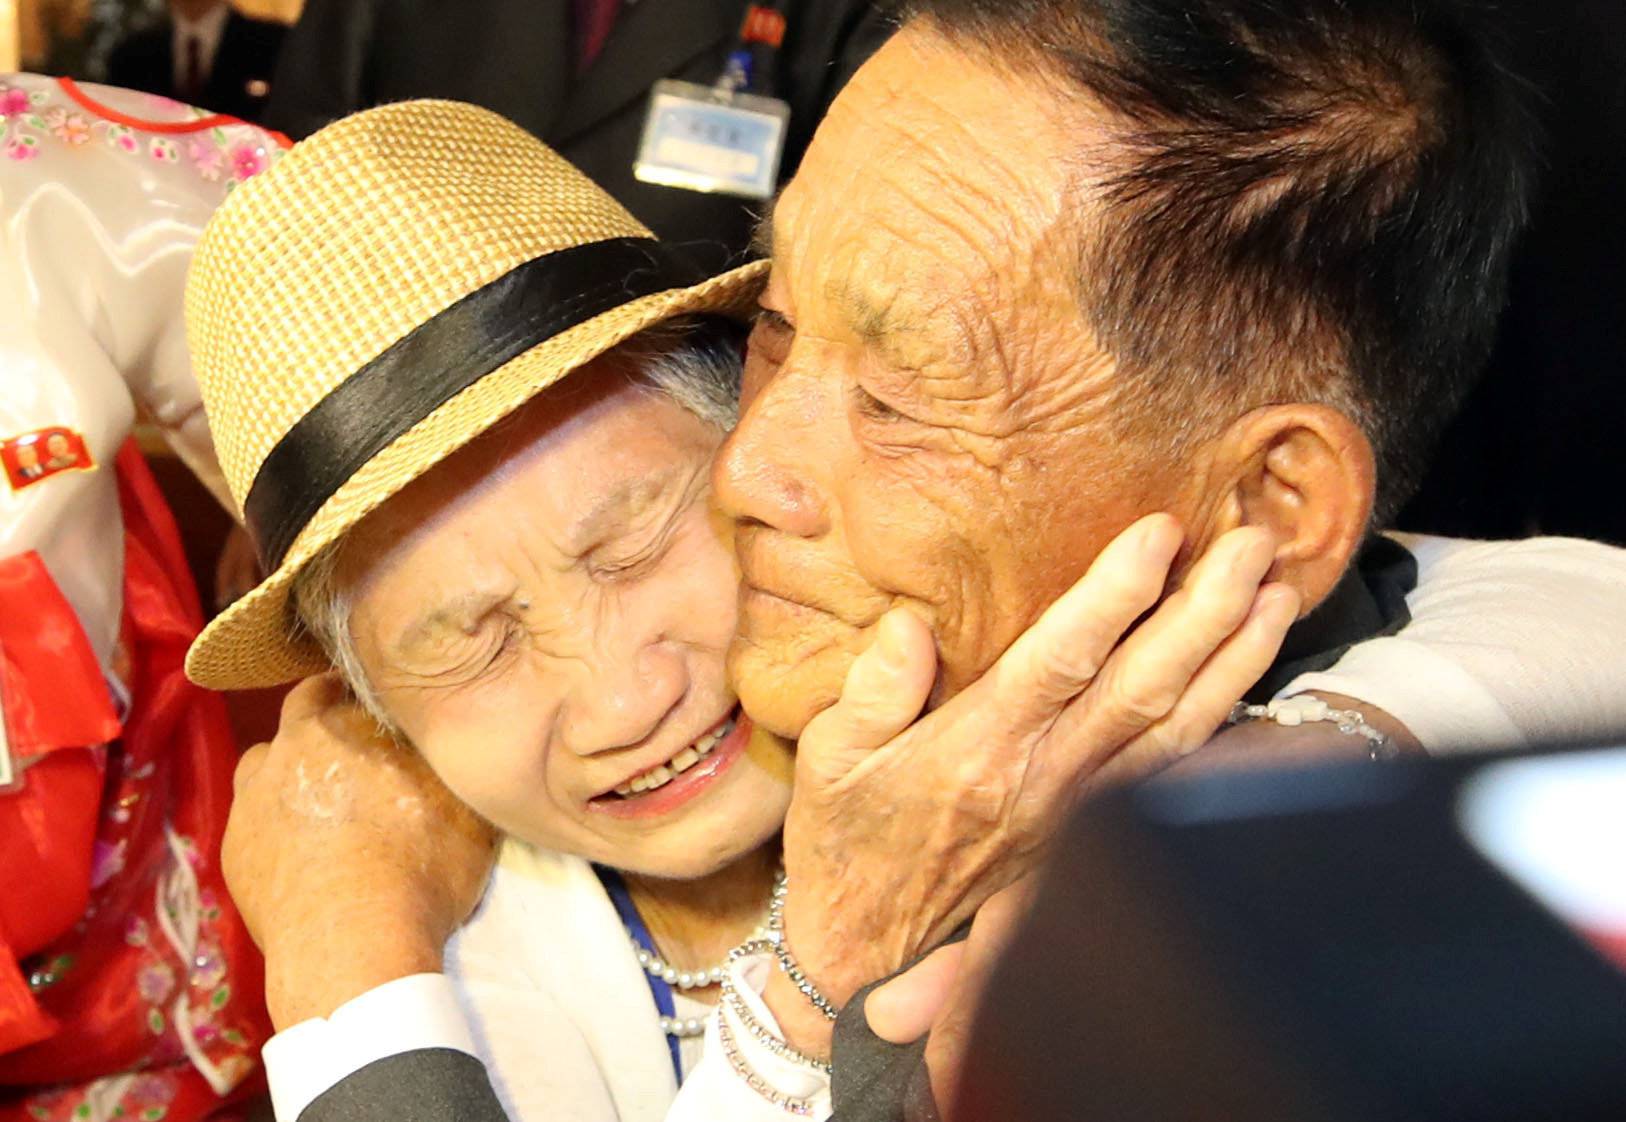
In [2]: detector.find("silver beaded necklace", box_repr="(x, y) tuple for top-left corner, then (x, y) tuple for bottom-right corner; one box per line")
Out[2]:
(630, 868), (786, 1039)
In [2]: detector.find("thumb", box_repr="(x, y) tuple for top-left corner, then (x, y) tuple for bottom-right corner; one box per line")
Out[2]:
(865, 942), (966, 1044)
(797, 608), (937, 776)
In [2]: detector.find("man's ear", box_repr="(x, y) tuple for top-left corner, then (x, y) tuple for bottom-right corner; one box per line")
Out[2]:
(1203, 405), (1375, 612)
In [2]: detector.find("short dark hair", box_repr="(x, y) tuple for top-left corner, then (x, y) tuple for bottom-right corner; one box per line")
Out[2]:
(908, 0), (1535, 521)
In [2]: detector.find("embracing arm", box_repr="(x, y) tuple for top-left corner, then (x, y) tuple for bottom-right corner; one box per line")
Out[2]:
(268, 976), (500, 1122)
(223, 677), (505, 1122)
(1285, 533), (1626, 752)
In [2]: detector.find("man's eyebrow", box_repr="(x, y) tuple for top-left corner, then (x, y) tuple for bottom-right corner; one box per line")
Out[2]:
(828, 279), (914, 347)
(749, 194), (781, 261)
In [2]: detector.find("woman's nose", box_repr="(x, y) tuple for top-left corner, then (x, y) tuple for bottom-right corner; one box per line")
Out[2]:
(557, 641), (688, 757)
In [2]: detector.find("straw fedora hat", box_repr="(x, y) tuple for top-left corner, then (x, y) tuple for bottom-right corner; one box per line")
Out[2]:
(184, 99), (765, 690)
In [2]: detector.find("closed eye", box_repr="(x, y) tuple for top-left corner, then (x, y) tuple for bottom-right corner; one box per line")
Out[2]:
(749, 308), (795, 358)
(587, 503), (686, 582)
(851, 383), (903, 422)
(753, 307), (794, 334)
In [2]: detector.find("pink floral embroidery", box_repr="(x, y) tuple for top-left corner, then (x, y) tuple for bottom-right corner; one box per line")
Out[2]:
(190, 938), (227, 989)
(45, 107), (91, 145)
(229, 142), (268, 181)
(91, 837), (127, 887)
(5, 77), (282, 191)
(137, 959), (176, 1004)
(187, 138), (223, 181)
(125, 1073), (178, 1118)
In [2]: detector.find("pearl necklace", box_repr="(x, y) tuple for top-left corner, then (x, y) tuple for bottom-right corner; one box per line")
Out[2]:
(630, 870), (785, 1039)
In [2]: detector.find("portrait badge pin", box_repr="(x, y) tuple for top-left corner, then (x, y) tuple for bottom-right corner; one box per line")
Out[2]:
(1, 426), (95, 493)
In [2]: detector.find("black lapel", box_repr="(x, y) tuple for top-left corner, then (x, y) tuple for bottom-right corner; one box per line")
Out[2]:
(549, 0), (745, 146)
(152, 24), (176, 92)
(449, 0), (574, 136)
(206, 12), (246, 99)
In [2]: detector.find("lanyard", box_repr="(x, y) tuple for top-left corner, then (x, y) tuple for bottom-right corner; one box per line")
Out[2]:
(719, 2), (788, 96)
(598, 866), (685, 1087)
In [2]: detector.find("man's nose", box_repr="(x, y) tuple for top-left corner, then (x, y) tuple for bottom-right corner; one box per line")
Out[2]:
(712, 368), (830, 538)
(559, 641), (687, 757)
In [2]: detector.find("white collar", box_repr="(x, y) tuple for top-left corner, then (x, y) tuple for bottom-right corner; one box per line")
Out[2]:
(172, 4), (230, 50)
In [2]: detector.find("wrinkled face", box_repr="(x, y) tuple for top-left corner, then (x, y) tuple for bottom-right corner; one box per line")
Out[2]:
(716, 25), (1188, 738)
(344, 363), (792, 879)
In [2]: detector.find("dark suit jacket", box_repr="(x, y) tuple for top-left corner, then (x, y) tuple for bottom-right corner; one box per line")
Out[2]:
(106, 10), (286, 124)
(264, 0), (894, 264)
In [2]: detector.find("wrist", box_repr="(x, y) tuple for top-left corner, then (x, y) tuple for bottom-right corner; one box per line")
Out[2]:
(756, 879), (895, 1059)
(760, 967), (838, 1059)
(263, 913), (444, 1029)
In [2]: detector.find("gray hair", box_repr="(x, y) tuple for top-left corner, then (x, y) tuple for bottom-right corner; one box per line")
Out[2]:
(290, 316), (744, 729)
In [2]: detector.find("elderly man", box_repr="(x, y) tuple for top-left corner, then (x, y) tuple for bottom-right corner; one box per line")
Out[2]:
(223, 0), (1626, 1118)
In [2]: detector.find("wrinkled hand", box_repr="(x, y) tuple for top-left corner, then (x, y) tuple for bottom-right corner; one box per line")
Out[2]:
(765, 516), (1300, 1052)
(865, 881), (1035, 1119)
(223, 674), (498, 1028)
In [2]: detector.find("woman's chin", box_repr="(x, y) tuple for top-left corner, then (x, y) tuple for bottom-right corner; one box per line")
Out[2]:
(612, 806), (786, 882)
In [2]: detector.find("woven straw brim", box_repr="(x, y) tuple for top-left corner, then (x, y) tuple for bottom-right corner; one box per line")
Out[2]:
(185, 258), (765, 691)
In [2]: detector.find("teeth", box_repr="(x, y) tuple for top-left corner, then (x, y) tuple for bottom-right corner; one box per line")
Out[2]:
(611, 715), (737, 798)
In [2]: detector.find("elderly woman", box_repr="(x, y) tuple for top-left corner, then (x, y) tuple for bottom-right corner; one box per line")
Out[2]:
(185, 100), (1626, 1122)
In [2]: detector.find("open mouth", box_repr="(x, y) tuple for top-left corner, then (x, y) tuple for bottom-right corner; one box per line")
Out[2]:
(611, 710), (739, 797)
(588, 706), (753, 820)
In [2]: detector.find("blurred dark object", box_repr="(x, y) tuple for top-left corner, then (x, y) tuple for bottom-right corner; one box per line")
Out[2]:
(263, 0), (893, 266)
(956, 745), (1626, 1122)
(1399, 1), (1626, 545)
(106, 0), (285, 123)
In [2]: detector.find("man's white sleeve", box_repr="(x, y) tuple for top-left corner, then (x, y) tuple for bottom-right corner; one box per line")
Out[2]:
(667, 951), (834, 1121)
(1284, 534), (1626, 752)
(262, 973), (479, 1121)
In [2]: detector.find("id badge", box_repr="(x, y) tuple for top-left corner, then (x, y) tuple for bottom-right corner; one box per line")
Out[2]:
(635, 80), (789, 200)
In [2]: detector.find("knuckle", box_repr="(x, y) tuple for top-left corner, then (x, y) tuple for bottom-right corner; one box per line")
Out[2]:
(279, 678), (316, 720)
(220, 822), (247, 889)
(233, 744), (268, 790)
(1031, 640), (1101, 699)
(1174, 694), (1235, 748)
(1104, 670), (1180, 727)
(845, 693), (909, 733)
